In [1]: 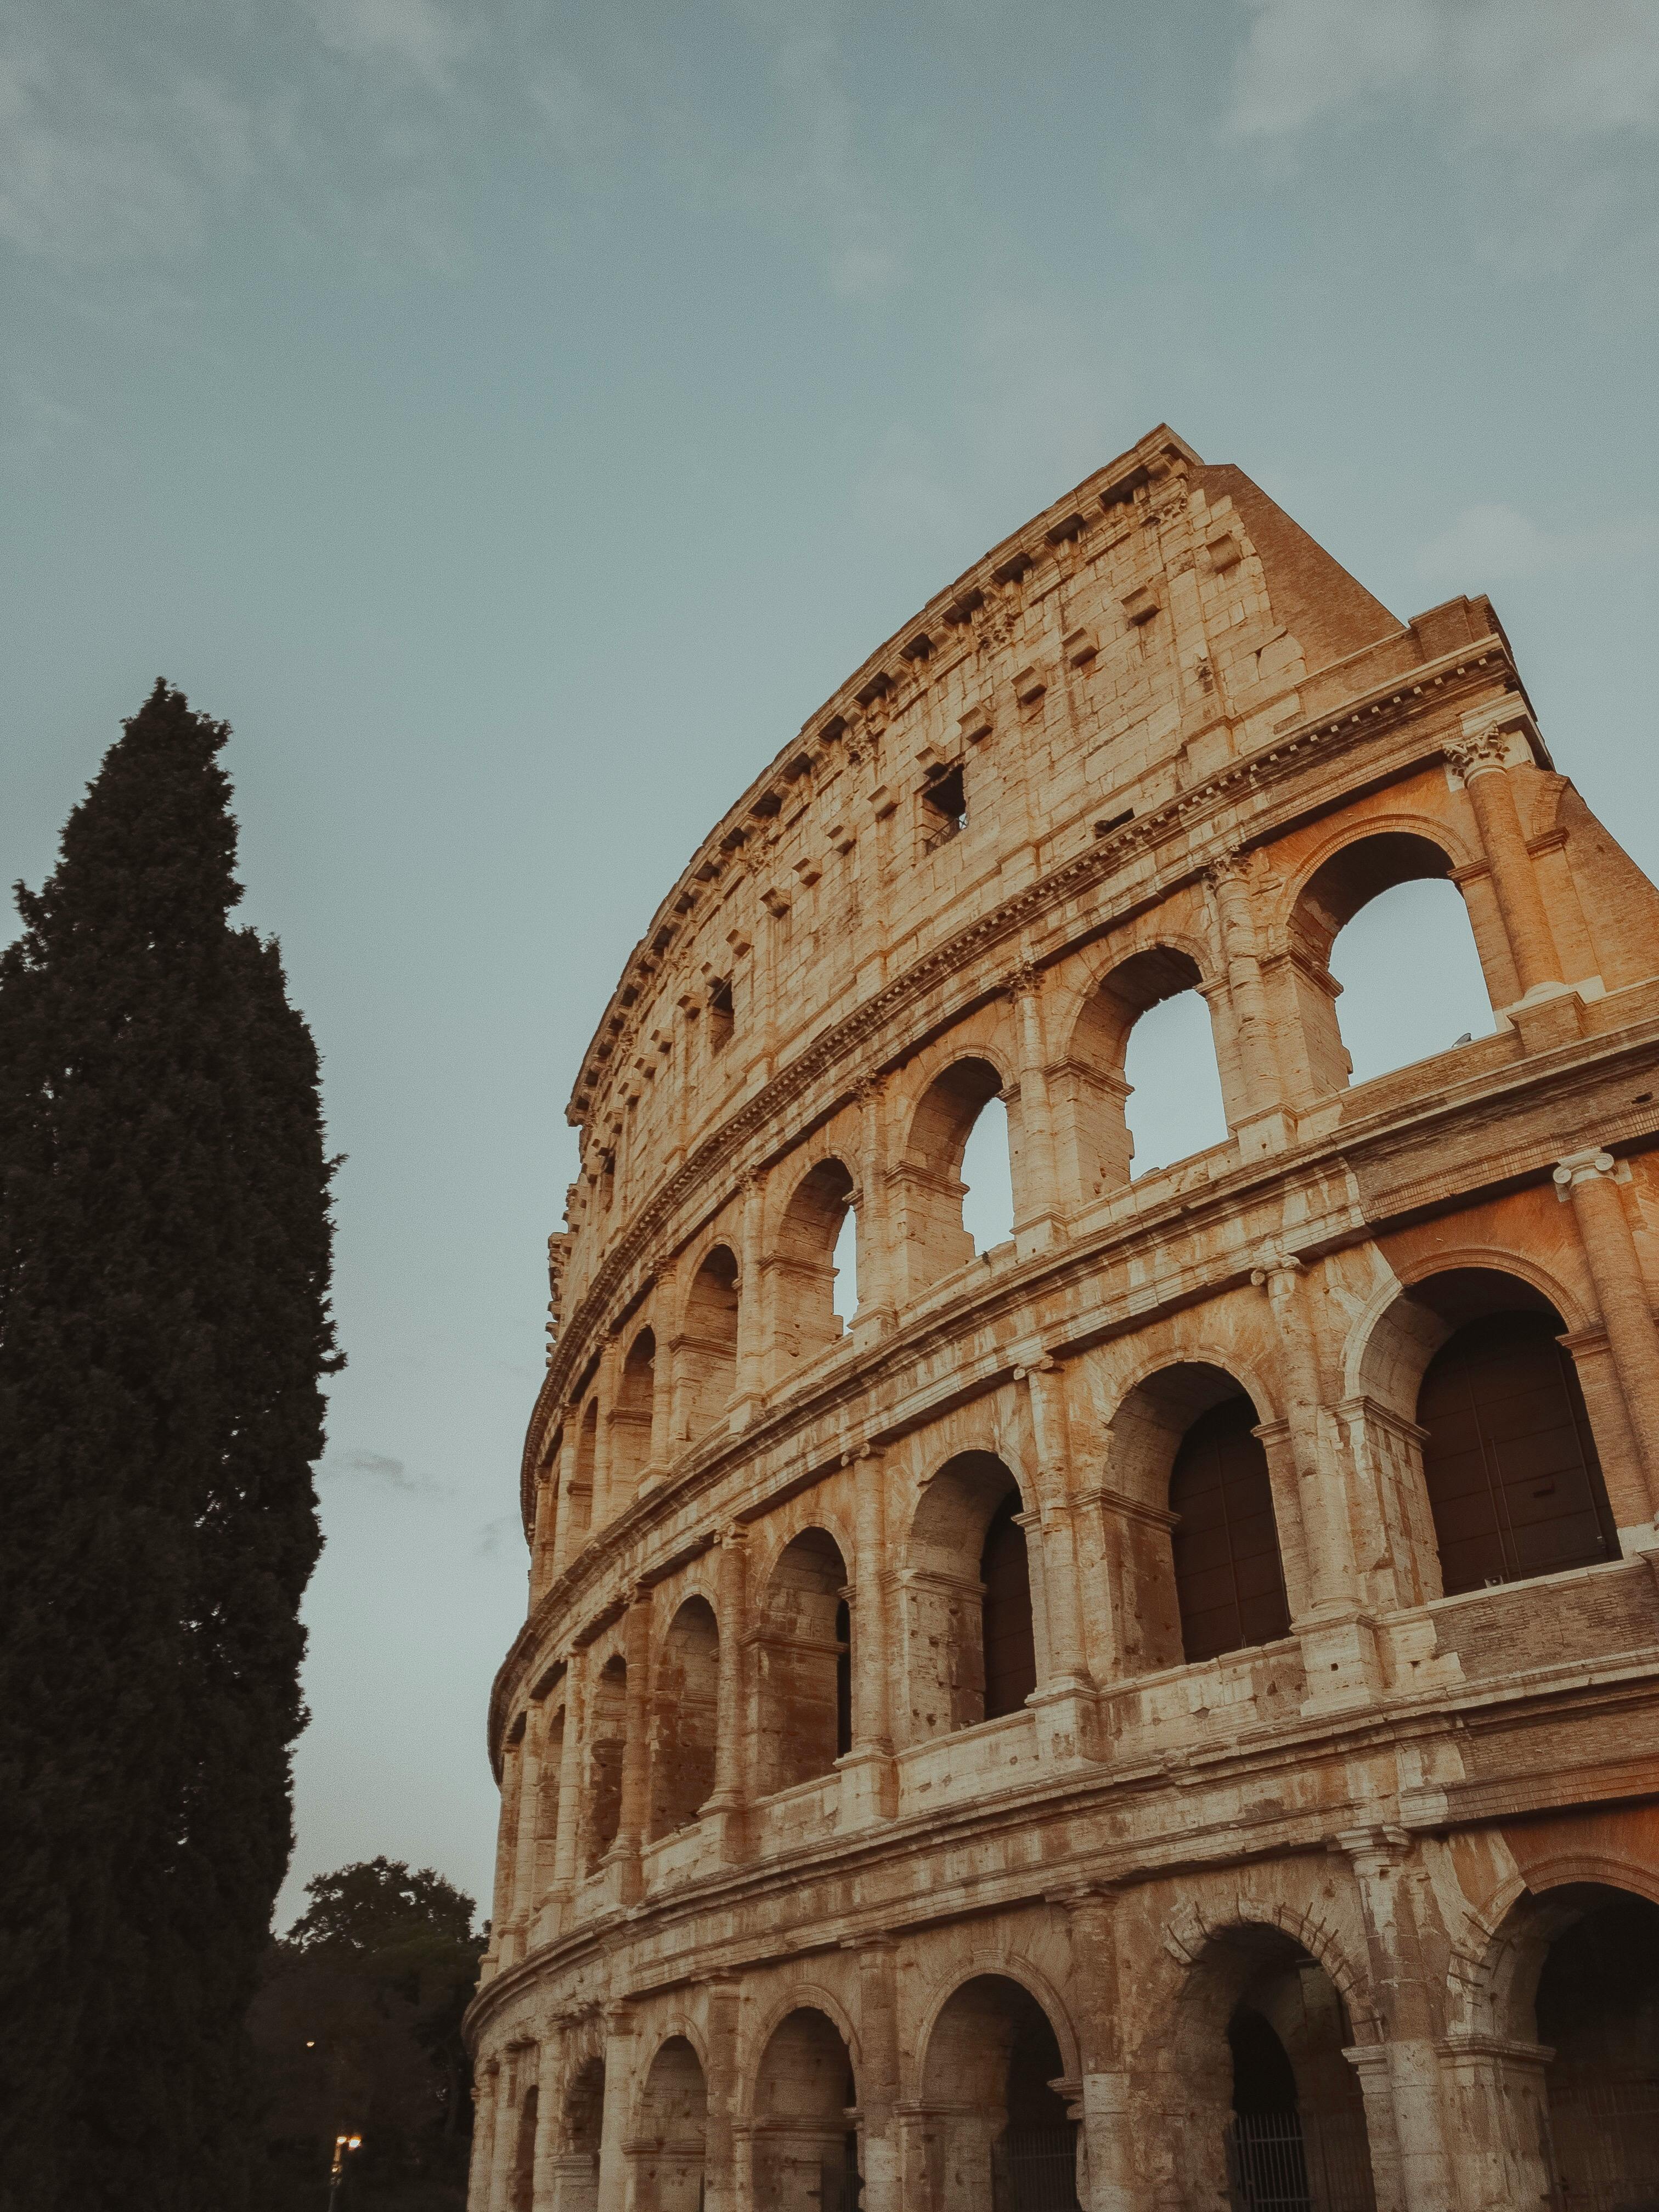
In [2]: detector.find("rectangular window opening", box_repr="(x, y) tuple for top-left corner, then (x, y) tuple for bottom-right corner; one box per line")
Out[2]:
(921, 763), (968, 851)
(707, 978), (735, 1052)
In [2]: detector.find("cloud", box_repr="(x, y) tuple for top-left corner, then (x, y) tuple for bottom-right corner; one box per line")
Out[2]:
(1415, 501), (1659, 586)
(1229, 0), (1659, 141)
(306, 0), (467, 88)
(321, 1446), (451, 1498)
(473, 1514), (518, 1558)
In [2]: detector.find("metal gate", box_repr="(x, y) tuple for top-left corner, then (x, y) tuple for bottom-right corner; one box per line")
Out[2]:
(1225, 2108), (1375, 2212)
(1548, 2079), (1659, 2210)
(990, 2125), (1083, 2211)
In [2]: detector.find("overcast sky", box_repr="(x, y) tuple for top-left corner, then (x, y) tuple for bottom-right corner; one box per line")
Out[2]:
(4, 0), (1658, 1930)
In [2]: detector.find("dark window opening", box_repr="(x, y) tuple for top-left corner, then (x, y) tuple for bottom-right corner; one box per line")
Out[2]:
(1170, 1397), (1291, 1663)
(707, 978), (734, 1052)
(921, 762), (968, 849)
(980, 1493), (1037, 1718)
(1419, 1310), (1619, 1594)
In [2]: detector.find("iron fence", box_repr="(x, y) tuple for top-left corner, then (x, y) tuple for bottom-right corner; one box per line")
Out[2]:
(1224, 2107), (1375, 2212)
(990, 2124), (1082, 2211)
(1548, 2078), (1659, 2211)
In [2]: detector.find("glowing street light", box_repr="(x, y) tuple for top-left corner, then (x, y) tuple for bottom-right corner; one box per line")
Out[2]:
(326, 2132), (362, 2210)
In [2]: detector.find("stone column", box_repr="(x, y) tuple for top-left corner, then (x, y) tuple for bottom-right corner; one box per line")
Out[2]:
(1448, 731), (1561, 1001)
(1254, 1253), (1381, 1709)
(1206, 852), (1284, 1132)
(1009, 959), (1064, 1254)
(645, 1257), (678, 1487)
(469, 2057), (502, 2212)
(609, 1588), (652, 1902)
(550, 1411), (579, 1579)
(489, 1735), (524, 1973)
(1050, 1886), (1135, 2212)
(854, 1939), (902, 2212)
(509, 1702), (545, 1948)
(703, 1527), (751, 1861)
(591, 1337), (620, 1530)
(549, 1646), (585, 1909)
(488, 2046), (526, 2212)
(733, 1173), (766, 1423)
(1555, 1146), (1659, 1531)
(530, 1463), (556, 1606)
(1018, 1357), (1091, 1690)
(840, 1448), (897, 1826)
(1336, 1826), (1456, 2212)
(702, 1976), (742, 2212)
(853, 1075), (895, 1343)
(532, 2032), (564, 2212)
(595, 2004), (635, 2212)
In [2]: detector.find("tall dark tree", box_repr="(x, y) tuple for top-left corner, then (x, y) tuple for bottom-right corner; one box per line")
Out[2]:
(0, 683), (339, 2210)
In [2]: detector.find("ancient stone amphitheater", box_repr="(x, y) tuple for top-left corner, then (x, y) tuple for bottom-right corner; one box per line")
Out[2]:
(465, 425), (1659, 2212)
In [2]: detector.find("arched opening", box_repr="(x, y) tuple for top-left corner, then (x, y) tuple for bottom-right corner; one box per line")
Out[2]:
(612, 1327), (656, 1505)
(570, 1400), (597, 1541)
(1170, 1391), (1291, 1664)
(895, 1056), (1007, 1293)
(584, 1655), (628, 1871)
(1060, 946), (1227, 1199)
(634, 2035), (708, 2212)
(775, 1159), (856, 1364)
(751, 2007), (859, 2212)
(557, 2054), (606, 2212)
(681, 1245), (740, 1436)
(756, 1529), (851, 1796)
(1414, 1280), (1618, 1596)
(650, 1598), (720, 1839)
(831, 1204), (858, 1324)
(907, 1453), (1034, 1739)
(919, 1975), (1080, 2210)
(961, 1094), (1016, 1254)
(1290, 831), (1489, 1097)
(1330, 877), (1494, 1083)
(509, 2081), (538, 2212)
(1172, 1926), (1375, 2212)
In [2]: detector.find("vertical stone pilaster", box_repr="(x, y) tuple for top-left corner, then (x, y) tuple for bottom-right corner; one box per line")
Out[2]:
(702, 1976), (742, 2212)
(1448, 729), (1563, 1003)
(594, 2005), (635, 2212)
(549, 1646), (585, 1912)
(469, 2056), (502, 2212)
(1336, 1826), (1457, 2212)
(591, 1336), (619, 1531)
(531, 2030), (564, 2212)
(1055, 1885), (1136, 2212)
(704, 1527), (752, 1860)
(853, 1939), (901, 2212)
(853, 1074), (895, 1344)
(840, 1446), (898, 1824)
(1556, 1146), (1659, 1534)
(733, 1172), (766, 1423)
(605, 1589), (652, 1903)
(1008, 958), (1064, 1254)
(509, 1702), (544, 1946)
(489, 1735), (524, 1973)
(645, 1254), (677, 1489)
(488, 2046), (524, 2212)
(1206, 851), (1289, 1146)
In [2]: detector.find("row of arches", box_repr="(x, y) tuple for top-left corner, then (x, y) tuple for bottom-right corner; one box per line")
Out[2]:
(494, 1880), (1659, 2211)
(549, 823), (1540, 1549)
(513, 1269), (1623, 1938)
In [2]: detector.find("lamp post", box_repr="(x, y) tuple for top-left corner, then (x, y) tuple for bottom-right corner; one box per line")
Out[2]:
(326, 2132), (362, 2209)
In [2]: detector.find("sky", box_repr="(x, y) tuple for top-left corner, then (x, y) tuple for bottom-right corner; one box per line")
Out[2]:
(3, 0), (1658, 1932)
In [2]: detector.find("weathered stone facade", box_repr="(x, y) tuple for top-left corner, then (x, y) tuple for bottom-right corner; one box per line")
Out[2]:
(466, 425), (1659, 2211)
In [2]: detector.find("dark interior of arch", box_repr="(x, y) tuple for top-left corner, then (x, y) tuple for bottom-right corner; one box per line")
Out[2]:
(1534, 1887), (1659, 2204)
(1410, 1273), (1619, 1594)
(980, 1492), (1037, 1718)
(1170, 1393), (1290, 1663)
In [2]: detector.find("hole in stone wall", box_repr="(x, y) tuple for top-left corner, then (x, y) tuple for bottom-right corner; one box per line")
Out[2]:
(961, 1096), (1015, 1252)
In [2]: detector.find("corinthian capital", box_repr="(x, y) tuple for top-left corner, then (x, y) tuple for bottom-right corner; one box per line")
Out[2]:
(1444, 730), (1512, 782)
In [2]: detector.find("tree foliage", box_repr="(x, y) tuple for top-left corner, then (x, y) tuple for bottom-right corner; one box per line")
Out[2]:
(0, 682), (338, 2210)
(251, 1860), (484, 2211)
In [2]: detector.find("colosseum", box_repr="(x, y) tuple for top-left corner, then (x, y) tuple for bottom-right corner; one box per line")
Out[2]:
(464, 424), (1659, 2212)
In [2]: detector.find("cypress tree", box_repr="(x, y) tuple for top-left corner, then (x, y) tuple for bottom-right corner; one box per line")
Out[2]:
(0, 682), (339, 2210)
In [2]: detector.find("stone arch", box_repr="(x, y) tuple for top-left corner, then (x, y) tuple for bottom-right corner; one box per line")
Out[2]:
(905, 1451), (1034, 1739)
(916, 1969), (1081, 2212)
(772, 1155), (857, 1366)
(1280, 820), (1490, 1098)
(611, 1325), (656, 1505)
(755, 1526), (851, 1796)
(1159, 1910), (1379, 2212)
(680, 1243), (740, 1437)
(1059, 937), (1227, 1195)
(583, 1652), (628, 1871)
(1451, 1875), (1659, 2212)
(748, 2001), (860, 2212)
(911, 1950), (1082, 2091)
(555, 2048), (606, 2212)
(1351, 1261), (1618, 1599)
(508, 2079), (538, 2212)
(649, 1595), (719, 1839)
(1104, 1358), (1290, 1671)
(632, 2033), (708, 2212)
(893, 1053), (1011, 1293)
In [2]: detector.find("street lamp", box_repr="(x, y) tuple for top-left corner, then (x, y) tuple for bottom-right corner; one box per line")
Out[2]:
(326, 2132), (362, 2209)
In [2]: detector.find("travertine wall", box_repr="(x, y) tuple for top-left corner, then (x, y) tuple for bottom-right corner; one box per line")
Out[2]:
(466, 426), (1659, 2212)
